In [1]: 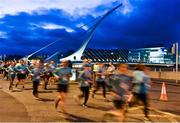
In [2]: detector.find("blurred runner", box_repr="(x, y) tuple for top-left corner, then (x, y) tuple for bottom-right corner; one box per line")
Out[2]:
(74, 64), (93, 107)
(132, 64), (151, 121)
(92, 63), (107, 100)
(31, 62), (43, 98)
(8, 61), (16, 90)
(15, 60), (28, 89)
(54, 60), (72, 113)
(104, 64), (132, 122)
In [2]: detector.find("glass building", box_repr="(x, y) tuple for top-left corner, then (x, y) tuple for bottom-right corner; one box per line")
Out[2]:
(128, 47), (173, 64)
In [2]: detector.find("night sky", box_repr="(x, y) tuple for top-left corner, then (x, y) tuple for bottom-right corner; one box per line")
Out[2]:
(0, 0), (180, 55)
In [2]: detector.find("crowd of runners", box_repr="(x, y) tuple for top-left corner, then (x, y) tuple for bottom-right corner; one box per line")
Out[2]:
(0, 59), (151, 121)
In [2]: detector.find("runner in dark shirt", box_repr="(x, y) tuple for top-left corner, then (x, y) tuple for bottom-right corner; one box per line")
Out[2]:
(108, 64), (132, 122)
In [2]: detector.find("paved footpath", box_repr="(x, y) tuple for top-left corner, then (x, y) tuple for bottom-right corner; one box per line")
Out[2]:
(0, 90), (30, 122)
(0, 78), (180, 122)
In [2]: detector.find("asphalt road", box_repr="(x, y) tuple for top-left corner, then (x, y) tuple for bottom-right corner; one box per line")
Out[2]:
(0, 76), (180, 122)
(150, 82), (180, 115)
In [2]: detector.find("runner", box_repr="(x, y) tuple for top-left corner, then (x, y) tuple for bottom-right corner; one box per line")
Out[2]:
(3, 61), (9, 80)
(49, 60), (56, 70)
(132, 64), (151, 120)
(74, 64), (93, 107)
(43, 63), (53, 90)
(15, 60), (28, 89)
(92, 63), (107, 100)
(0, 61), (3, 74)
(104, 64), (131, 122)
(54, 60), (72, 113)
(107, 62), (115, 74)
(8, 61), (16, 90)
(31, 61), (43, 98)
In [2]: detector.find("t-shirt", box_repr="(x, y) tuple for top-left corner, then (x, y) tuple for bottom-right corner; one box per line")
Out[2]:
(111, 74), (131, 100)
(8, 65), (16, 75)
(132, 71), (151, 94)
(107, 65), (115, 73)
(79, 70), (92, 87)
(95, 67), (106, 82)
(0, 64), (4, 70)
(49, 64), (56, 70)
(15, 64), (27, 74)
(31, 68), (43, 82)
(43, 67), (53, 75)
(53, 67), (72, 85)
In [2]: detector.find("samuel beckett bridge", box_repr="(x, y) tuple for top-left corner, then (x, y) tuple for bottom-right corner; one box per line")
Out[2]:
(18, 2), (179, 82)
(1, 2), (179, 81)
(19, 4), (178, 65)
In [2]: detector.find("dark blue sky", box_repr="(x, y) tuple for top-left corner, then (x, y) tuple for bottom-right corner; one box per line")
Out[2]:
(0, 0), (180, 55)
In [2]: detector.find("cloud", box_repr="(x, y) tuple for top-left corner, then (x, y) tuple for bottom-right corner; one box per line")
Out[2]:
(41, 23), (74, 32)
(0, 0), (133, 18)
(0, 0), (110, 17)
(0, 0), (180, 55)
(0, 31), (7, 38)
(76, 23), (89, 31)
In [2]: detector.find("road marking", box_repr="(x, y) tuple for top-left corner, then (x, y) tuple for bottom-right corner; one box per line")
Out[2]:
(128, 106), (143, 111)
(129, 106), (180, 118)
(150, 107), (180, 118)
(150, 108), (179, 122)
(128, 106), (179, 122)
(127, 114), (166, 118)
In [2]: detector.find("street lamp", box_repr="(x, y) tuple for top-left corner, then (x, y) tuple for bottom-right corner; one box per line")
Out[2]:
(172, 42), (179, 83)
(176, 42), (179, 83)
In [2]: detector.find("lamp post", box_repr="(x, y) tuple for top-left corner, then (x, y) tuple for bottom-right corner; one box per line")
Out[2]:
(4, 54), (6, 62)
(176, 42), (179, 83)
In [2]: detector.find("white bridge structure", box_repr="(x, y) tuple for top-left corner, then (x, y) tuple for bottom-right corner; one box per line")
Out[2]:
(21, 4), (122, 62)
(60, 4), (122, 62)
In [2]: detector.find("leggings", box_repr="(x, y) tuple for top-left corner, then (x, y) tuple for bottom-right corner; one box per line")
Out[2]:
(33, 81), (39, 95)
(93, 81), (106, 98)
(9, 74), (15, 89)
(80, 86), (90, 105)
(133, 93), (149, 117)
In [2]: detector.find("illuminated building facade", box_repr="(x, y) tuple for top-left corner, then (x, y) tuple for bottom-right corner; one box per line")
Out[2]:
(128, 47), (173, 64)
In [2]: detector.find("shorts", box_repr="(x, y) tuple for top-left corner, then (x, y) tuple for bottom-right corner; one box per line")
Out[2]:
(113, 100), (125, 109)
(9, 74), (16, 80)
(58, 84), (68, 93)
(17, 73), (26, 80)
